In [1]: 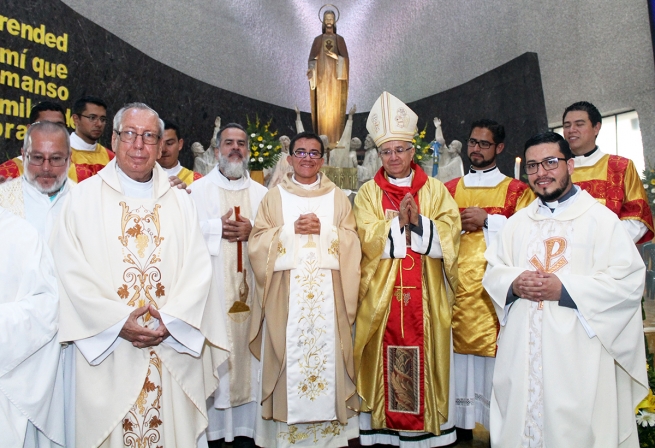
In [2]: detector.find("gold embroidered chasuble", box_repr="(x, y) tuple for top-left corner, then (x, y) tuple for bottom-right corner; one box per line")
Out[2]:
(353, 176), (460, 436)
(248, 173), (361, 426)
(52, 159), (229, 448)
(446, 176), (533, 357)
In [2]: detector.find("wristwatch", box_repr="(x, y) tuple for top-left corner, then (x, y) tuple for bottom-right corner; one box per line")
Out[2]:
(483, 218), (488, 229)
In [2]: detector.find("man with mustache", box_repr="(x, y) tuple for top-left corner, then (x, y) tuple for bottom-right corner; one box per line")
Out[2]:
(0, 120), (74, 239)
(249, 131), (362, 447)
(483, 131), (647, 447)
(562, 101), (654, 243)
(158, 120), (203, 185)
(443, 119), (533, 439)
(189, 123), (267, 448)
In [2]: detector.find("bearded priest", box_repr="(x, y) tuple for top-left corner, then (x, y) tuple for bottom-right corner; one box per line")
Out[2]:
(353, 91), (461, 446)
(249, 131), (361, 447)
(51, 102), (229, 448)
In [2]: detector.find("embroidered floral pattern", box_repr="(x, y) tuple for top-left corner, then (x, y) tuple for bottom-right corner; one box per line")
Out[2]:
(278, 421), (343, 444)
(327, 238), (339, 258)
(295, 252), (329, 400)
(277, 240), (286, 256)
(123, 350), (163, 448)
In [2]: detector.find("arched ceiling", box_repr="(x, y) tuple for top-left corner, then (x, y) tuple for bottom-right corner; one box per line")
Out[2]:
(61, 0), (655, 126)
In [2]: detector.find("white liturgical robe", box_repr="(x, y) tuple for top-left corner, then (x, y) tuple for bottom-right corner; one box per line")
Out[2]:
(483, 189), (648, 448)
(0, 207), (65, 448)
(51, 159), (229, 448)
(190, 167), (268, 442)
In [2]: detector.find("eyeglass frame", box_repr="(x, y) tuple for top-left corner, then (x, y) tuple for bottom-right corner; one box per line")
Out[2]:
(26, 153), (69, 167)
(79, 113), (108, 124)
(378, 145), (414, 157)
(114, 130), (161, 145)
(292, 149), (323, 159)
(524, 157), (567, 175)
(467, 138), (496, 150)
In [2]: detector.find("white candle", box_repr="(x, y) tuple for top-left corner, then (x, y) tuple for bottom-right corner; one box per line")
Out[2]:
(514, 157), (521, 179)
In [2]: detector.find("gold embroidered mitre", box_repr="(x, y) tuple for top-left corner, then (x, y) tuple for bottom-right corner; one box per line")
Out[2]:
(366, 91), (418, 146)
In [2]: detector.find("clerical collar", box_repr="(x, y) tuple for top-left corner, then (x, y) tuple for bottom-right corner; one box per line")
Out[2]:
(116, 166), (154, 198)
(579, 146), (598, 158)
(162, 162), (182, 177)
(70, 132), (97, 151)
(292, 173), (321, 190)
(543, 185), (579, 210)
(388, 171), (414, 187)
(469, 166), (498, 174)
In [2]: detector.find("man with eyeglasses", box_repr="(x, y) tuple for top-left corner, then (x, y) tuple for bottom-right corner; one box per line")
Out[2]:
(443, 119), (533, 439)
(483, 131), (647, 447)
(189, 123), (266, 448)
(0, 101), (78, 184)
(52, 102), (228, 448)
(353, 92), (461, 446)
(249, 131), (362, 447)
(69, 95), (116, 182)
(562, 101), (654, 244)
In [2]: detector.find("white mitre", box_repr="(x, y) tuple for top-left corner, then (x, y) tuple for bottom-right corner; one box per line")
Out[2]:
(366, 91), (418, 146)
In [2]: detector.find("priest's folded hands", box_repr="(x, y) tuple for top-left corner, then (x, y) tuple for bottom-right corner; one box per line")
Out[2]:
(511, 269), (562, 302)
(294, 212), (321, 234)
(118, 304), (171, 348)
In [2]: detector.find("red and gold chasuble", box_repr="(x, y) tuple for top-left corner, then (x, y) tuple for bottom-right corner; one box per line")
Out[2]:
(444, 177), (533, 357)
(71, 144), (115, 182)
(572, 153), (654, 243)
(176, 166), (203, 185)
(376, 166), (428, 431)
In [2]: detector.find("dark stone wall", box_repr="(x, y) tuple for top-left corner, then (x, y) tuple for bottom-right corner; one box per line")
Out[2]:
(1, 0), (547, 178)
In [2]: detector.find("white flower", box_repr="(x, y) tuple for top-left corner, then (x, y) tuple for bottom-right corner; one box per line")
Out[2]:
(416, 145), (421, 150)
(250, 158), (255, 162)
(645, 184), (650, 189)
(637, 410), (655, 427)
(259, 143), (264, 148)
(250, 133), (256, 138)
(258, 157), (264, 162)
(267, 145), (272, 149)
(651, 188), (655, 193)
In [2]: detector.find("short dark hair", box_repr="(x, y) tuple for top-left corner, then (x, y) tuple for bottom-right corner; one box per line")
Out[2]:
(163, 119), (181, 140)
(29, 101), (65, 124)
(216, 123), (248, 147)
(290, 132), (325, 157)
(72, 96), (107, 116)
(563, 101), (602, 127)
(524, 131), (573, 160)
(470, 119), (505, 144)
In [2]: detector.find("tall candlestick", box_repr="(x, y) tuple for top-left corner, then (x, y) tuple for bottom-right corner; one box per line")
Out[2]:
(514, 157), (521, 180)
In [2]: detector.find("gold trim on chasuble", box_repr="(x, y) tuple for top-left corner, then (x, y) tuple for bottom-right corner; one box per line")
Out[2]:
(116, 202), (165, 447)
(451, 178), (517, 357)
(387, 346), (420, 414)
(279, 421), (344, 444)
(530, 237), (568, 310)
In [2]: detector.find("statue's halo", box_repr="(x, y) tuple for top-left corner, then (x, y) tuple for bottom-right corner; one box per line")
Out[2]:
(318, 4), (340, 24)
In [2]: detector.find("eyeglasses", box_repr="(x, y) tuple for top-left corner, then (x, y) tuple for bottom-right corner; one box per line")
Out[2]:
(467, 138), (495, 149)
(293, 150), (322, 159)
(115, 130), (161, 145)
(26, 154), (68, 167)
(525, 157), (566, 175)
(80, 114), (108, 124)
(379, 146), (413, 157)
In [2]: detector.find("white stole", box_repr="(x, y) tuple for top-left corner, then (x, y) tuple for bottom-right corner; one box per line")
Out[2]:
(274, 186), (340, 424)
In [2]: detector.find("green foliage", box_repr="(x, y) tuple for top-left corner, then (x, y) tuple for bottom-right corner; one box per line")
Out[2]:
(245, 115), (282, 171)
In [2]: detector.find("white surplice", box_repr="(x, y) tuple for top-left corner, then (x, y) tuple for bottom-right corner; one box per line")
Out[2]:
(483, 189), (648, 448)
(190, 167), (268, 442)
(0, 207), (65, 448)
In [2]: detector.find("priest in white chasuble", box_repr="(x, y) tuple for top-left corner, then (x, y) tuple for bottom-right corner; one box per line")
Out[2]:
(51, 103), (229, 448)
(189, 123), (268, 445)
(483, 132), (647, 448)
(353, 92), (461, 447)
(0, 207), (64, 448)
(248, 131), (361, 447)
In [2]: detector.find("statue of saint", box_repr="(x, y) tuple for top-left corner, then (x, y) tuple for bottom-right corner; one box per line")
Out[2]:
(329, 105), (356, 168)
(362, 134), (381, 179)
(308, 7), (349, 146)
(436, 140), (465, 183)
(192, 116), (221, 175)
(267, 135), (293, 189)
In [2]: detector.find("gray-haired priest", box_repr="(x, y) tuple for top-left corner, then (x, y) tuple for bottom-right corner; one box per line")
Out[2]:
(353, 91), (461, 446)
(51, 103), (229, 448)
(248, 131), (361, 447)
